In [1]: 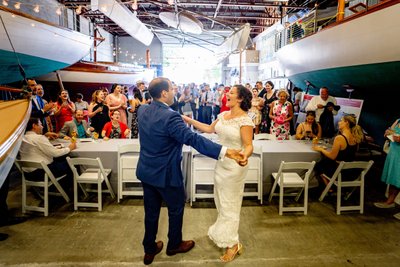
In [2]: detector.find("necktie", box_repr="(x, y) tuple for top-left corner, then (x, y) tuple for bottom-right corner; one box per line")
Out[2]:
(37, 96), (44, 109)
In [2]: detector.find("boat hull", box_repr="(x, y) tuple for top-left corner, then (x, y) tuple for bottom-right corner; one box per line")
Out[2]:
(0, 7), (92, 84)
(276, 1), (400, 144)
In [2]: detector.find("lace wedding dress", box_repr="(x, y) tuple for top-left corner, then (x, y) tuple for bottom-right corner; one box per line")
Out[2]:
(208, 112), (254, 248)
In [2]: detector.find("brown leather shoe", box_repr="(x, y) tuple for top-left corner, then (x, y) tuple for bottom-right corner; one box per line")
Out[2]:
(143, 241), (163, 265)
(166, 240), (195, 256)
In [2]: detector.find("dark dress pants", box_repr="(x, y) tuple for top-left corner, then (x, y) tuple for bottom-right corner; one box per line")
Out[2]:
(0, 175), (9, 222)
(142, 182), (186, 253)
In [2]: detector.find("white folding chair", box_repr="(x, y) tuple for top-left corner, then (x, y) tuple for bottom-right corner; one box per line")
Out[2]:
(117, 143), (142, 202)
(319, 160), (374, 215)
(254, 133), (276, 140)
(66, 157), (115, 211)
(269, 161), (316, 215)
(190, 148), (216, 206)
(15, 160), (70, 217)
(243, 145), (263, 204)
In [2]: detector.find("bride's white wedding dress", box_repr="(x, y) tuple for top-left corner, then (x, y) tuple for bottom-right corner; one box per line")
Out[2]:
(208, 112), (254, 248)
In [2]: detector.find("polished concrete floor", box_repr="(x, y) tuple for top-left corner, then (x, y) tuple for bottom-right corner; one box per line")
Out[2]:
(1, 159), (400, 267)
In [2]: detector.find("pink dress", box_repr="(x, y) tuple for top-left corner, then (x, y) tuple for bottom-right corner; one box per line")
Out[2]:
(55, 102), (74, 132)
(105, 93), (128, 125)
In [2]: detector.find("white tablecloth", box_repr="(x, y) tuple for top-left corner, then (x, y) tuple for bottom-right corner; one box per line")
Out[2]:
(67, 138), (321, 198)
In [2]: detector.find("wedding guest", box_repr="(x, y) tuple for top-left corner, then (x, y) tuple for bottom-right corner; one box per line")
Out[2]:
(58, 110), (92, 139)
(250, 88), (262, 134)
(295, 110), (322, 140)
(88, 90), (110, 137)
(269, 89), (293, 140)
(102, 110), (130, 140)
(259, 81), (277, 133)
(105, 84), (128, 125)
(54, 89), (75, 133)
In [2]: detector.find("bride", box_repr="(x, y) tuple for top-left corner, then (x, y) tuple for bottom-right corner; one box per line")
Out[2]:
(183, 84), (254, 262)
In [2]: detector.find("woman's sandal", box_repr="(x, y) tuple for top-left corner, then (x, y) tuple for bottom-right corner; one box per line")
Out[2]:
(220, 243), (243, 262)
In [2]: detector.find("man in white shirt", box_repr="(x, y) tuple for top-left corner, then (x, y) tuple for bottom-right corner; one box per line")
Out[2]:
(19, 117), (76, 187)
(305, 87), (338, 122)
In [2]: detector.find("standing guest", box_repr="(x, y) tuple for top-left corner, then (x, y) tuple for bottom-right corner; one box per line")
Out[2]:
(374, 118), (400, 219)
(74, 93), (89, 111)
(102, 110), (130, 140)
(128, 87), (146, 138)
(295, 110), (322, 140)
(31, 83), (54, 133)
(88, 90), (110, 137)
(212, 85), (222, 120)
(54, 89), (75, 133)
(137, 80), (152, 104)
(179, 86), (193, 119)
(305, 87), (338, 122)
(106, 84), (128, 125)
(245, 83), (252, 91)
(101, 87), (109, 98)
(183, 84), (253, 262)
(136, 77), (243, 265)
(313, 115), (364, 186)
(256, 81), (265, 98)
(169, 84), (182, 113)
(319, 102), (340, 138)
(269, 89), (293, 140)
(74, 93), (89, 122)
(201, 84), (213, 125)
(219, 86), (230, 113)
(59, 110), (92, 139)
(250, 88), (263, 134)
(259, 81), (277, 133)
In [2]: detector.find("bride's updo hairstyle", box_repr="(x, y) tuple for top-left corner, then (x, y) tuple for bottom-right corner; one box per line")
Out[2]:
(234, 84), (252, 112)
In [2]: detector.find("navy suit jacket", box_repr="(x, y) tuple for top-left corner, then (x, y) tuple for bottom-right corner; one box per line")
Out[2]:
(137, 100), (222, 188)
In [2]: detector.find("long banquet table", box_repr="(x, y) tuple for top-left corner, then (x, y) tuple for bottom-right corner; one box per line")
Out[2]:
(67, 138), (321, 199)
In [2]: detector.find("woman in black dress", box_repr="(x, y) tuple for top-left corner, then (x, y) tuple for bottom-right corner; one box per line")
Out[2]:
(88, 89), (110, 137)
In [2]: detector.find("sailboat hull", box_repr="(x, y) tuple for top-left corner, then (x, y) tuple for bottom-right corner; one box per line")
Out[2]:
(0, 7), (92, 84)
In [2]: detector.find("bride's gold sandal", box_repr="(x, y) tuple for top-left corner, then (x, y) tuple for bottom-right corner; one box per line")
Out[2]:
(220, 243), (243, 262)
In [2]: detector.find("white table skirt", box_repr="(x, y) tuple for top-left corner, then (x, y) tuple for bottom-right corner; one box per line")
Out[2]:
(67, 138), (321, 199)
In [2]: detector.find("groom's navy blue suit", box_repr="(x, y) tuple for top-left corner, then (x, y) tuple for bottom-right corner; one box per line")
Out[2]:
(137, 100), (222, 253)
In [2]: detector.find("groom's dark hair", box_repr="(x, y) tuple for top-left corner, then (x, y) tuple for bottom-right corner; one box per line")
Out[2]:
(148, 77), (170, 99)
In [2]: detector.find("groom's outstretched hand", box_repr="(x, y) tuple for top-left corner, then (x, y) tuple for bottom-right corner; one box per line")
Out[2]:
(226, 149), (248, 166)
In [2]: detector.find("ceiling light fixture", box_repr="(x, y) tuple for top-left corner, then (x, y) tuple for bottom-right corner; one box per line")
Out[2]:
(91, 0), (153, 46)
(56, 7), (62, 15)
(2, 0), (8, 7)
(167, 0), (174, 5)
(14, 2), (20, 9)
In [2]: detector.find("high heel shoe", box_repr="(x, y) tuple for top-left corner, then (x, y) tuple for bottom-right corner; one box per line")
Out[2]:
(220, 243), (243, 262)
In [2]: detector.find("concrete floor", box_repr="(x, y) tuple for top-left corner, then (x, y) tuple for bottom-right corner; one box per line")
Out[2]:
(1, 160), (400, 267)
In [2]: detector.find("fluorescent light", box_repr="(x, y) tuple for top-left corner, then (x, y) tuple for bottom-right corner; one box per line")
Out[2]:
(91, 0), (153, 46)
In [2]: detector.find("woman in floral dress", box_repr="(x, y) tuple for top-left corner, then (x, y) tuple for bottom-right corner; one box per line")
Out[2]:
(269, 89), (293, 140)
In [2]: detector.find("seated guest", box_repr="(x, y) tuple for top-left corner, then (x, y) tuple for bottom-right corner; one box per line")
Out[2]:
(19, 118), (77, 190)
(313, 115), (363, 185)
(102, 110), (130, 140)
(58, 110), (92, 139)
(295, 111), (322, 140)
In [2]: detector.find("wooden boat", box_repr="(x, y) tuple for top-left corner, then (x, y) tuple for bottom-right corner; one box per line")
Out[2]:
(36, 61), (156, 86)
(276, 0), (400, 143)
(0, 86), (31, 187)
(0, 6), (92, 85)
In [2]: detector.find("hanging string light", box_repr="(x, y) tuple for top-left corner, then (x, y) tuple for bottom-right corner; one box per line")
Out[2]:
(33, 5), (40, 13)
(2, 0), (8, 7)
(56, 7), (62, 15)
(14, 2), (20, 9)
(167, 0), (174, 5)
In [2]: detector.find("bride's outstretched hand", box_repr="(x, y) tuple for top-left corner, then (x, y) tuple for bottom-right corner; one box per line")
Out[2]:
(182, 115), (192, 124)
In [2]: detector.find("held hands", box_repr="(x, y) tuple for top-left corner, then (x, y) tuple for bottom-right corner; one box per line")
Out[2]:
(226, 149), (248, 166)
(182, 115), (192, 124)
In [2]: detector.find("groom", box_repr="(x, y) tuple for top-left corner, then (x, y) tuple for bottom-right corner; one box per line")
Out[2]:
(137, 77), (243, 265)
